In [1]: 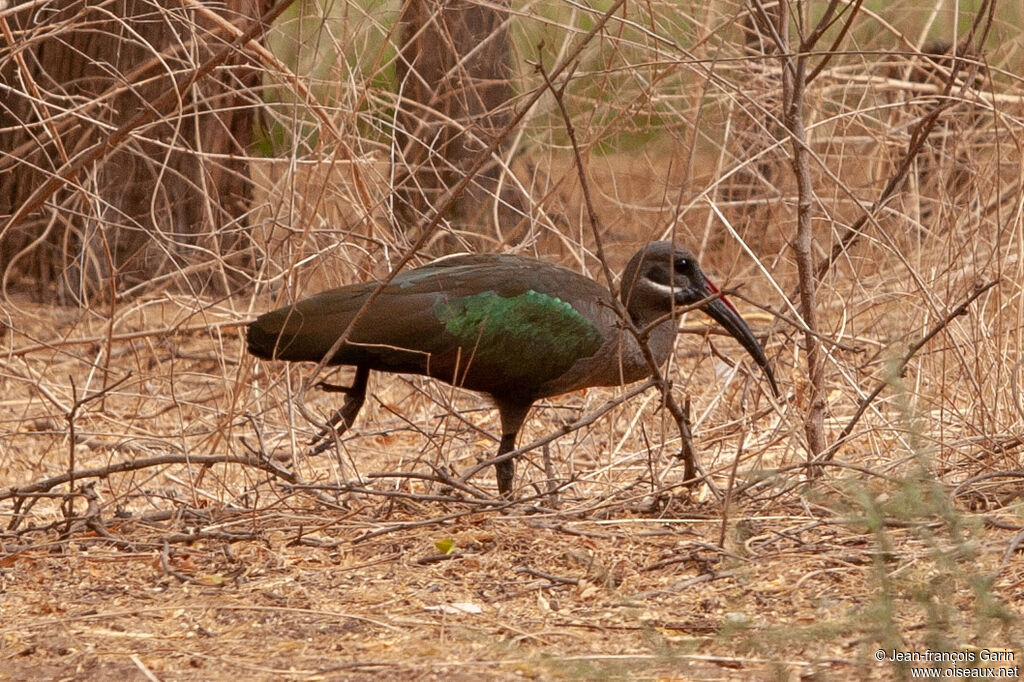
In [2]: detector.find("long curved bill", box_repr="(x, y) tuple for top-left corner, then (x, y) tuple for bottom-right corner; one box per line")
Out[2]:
(684, 283), (780, 397)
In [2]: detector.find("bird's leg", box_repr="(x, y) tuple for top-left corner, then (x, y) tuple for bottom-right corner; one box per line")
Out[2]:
(495, 433), (517, 498)
(309, 366), (369, 455)
(494, 401), (532, 498)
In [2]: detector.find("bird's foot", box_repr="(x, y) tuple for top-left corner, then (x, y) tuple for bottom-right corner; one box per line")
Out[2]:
(316, 380), (355, 394)
(495, 458), (516, 500)
(307, 391), (365, 455)
(307, 367), (369, 456)
(308, 410), (352, 455)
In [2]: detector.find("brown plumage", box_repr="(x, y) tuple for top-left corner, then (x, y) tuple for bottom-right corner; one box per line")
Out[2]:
(248, 242), (777, 496)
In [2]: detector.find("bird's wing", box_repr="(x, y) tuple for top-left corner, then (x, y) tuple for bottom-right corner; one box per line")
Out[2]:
(248, 256), (614, 397)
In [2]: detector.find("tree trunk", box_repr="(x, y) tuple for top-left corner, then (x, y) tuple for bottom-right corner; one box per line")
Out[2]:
(394, 0), (527, 252)
(0, 0), (271, 302)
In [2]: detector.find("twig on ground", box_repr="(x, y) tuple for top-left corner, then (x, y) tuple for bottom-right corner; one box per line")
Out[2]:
(515, 565), (580, 586)
(1, 453), (298, 504)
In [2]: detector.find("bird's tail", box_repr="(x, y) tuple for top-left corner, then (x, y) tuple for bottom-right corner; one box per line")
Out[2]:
(246, 318), (282, 360)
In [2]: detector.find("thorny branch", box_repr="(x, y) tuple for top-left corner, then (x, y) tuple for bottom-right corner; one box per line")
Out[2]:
(52, 373), (132, 530)
(754, 0), (841, 469)
(752, 0), (995, 476)
(2, 453), (297, 503)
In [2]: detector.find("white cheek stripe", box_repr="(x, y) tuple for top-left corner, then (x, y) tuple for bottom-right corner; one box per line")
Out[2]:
(642, 280), (681, 298)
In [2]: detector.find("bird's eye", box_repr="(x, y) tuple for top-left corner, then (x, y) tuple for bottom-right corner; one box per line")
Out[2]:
(674, 258), (690, 272)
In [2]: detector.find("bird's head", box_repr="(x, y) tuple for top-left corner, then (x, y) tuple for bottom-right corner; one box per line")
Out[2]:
(620, 242), (779, 397)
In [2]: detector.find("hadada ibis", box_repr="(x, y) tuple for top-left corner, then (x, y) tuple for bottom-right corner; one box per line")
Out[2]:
(247, 242), (778, 496)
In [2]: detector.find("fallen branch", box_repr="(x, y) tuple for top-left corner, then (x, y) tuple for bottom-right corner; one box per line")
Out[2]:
(2, 453), (297, 504)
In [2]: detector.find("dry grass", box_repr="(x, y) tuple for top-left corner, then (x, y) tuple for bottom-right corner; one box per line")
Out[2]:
(3, 0), (1024, 679)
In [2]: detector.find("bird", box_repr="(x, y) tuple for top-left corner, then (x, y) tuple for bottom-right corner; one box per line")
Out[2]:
(247, 242), (778, 497)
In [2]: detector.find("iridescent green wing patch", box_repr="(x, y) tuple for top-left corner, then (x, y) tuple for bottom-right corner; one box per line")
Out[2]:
(435, 290), (602, 382)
